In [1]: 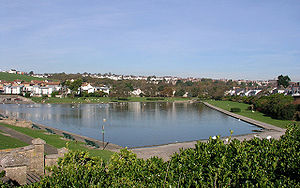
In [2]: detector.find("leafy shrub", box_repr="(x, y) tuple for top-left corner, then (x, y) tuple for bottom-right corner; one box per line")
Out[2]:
(146, 97), (164, 101)
(230, 107), (241, 112)
(30, 125), (300, 187)
(50, 91), (59, 98)
(24, 92), (31, 98)
(117, 97), (129, 101)
(226, 94), (299, 120)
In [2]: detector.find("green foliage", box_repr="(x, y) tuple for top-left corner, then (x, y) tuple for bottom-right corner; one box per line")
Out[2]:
(230, 107), (241, 112)
(277, 75), (291, 88)
(175, 89), (185, 97)
(30, 126), (300, 187)
(117, 97), (129, 101)
(0, 72), (44, 82)
(24, 92), (31, 98)
(50, 91), (59, 97)
(253, 94), (296, 120)
(146, 97), (165, 101)
(64, 79), (83, 94)
(225, 94), (298, 121)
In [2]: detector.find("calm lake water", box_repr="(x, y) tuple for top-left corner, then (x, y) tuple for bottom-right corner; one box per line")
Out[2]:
(0, 102), (260, 147)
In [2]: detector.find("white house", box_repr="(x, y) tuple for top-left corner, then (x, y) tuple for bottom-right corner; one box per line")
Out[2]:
(4, 85), (23, 94)
(131, 89), (143, 96)
(245, 90), (262, 97)
(81, 83), (110, 94)
(95, 86), (110, 94)
(81, 83), (96, 93)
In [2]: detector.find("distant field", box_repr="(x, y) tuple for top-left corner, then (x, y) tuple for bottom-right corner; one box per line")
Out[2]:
(0, 72), (44, 82)
(31, 97), (194, 104)
(205, 100), (299, 129)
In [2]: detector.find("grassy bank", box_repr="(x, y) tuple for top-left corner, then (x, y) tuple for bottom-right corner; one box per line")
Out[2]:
(205, 100), (299, 129)
(31, 97), (194, 104)
(0, 123), (113, 161)
(0, 72), (44, 82)
(0, 129), (28, 149)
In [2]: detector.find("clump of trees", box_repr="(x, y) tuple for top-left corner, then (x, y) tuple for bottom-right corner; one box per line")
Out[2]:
(224, 94), (299, 121)
(49, 73), (237, 98)
(277, 75), (291, 88)
(13, 125), (299, 187)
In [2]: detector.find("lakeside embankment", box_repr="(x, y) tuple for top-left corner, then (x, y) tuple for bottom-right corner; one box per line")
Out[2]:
(0, 95), (35, 104)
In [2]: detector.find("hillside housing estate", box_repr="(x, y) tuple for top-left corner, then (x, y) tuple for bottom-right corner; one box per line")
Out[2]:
(0, 80), (110, 97)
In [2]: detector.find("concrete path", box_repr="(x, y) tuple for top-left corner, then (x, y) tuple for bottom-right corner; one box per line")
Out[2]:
(203, 102), (286, 132)
(131, 102), (286, 161)
(0, 124), (58, 154)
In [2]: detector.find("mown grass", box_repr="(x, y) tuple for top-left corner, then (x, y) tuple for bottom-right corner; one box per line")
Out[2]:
(31, 97), (194, 104)
(0, 72), (44, 82)
(205, 100), (299, 129)
(0, 130), (28, 149)
(0, 123), (113, 161)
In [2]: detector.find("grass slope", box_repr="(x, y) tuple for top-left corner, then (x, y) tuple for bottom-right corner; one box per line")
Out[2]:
(0, 123), (113, 161)
(206, 100), (299, 129)
(0, 72), (44, 82)
(0, 130), (28, 149)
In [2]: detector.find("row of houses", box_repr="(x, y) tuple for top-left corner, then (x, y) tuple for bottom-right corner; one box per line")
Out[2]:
(0, 80), (110, 97)
(0, 80), (61, 96)
(225, 83), (300, 97)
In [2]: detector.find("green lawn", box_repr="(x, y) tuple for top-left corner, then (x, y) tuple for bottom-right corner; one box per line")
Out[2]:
(0, 130), (29, 149)
(0, 123), (113, 162)
(205, 100), (299, 129)
(31, 97), (194, 104)
(0, 72), (44, 82)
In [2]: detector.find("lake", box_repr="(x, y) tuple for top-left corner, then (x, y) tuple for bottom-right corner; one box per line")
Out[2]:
(0, 102), (260, 147)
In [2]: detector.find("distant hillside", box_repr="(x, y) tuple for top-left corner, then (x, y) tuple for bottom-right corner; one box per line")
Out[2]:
(0, 72), (45, 82)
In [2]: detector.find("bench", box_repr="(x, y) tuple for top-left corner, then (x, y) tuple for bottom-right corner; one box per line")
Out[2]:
(84, 139), (100, 148)
(32, 124), (41, 129)
(62, 132), (75, 140)
(45, 128), (55, 134)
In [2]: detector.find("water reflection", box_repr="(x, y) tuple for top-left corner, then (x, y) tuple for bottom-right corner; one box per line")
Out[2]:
(0, 102), (259, 147)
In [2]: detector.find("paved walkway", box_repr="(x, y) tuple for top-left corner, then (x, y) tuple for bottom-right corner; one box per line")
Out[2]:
(203, 102), (286, 132)
(0, 124), (58, 154)
(131, 102), (286, 161)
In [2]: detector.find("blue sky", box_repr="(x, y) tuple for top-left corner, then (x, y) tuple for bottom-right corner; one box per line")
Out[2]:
(1, 0), (299, 81)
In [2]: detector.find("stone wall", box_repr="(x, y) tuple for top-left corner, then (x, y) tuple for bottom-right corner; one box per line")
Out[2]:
(0, 139), (67, 185)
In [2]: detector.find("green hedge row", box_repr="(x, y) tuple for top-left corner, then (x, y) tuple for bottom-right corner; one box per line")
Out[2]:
(17, 125), (300, 187)
(224, 94), (299, 120)
(230, 107), (241, 112)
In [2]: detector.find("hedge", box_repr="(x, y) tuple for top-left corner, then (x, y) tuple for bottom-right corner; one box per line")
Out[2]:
(15, 124), (299, 187)
(230, 107), (241, 112)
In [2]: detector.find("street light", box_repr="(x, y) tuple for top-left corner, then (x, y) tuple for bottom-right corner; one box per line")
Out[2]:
(102, 118), (106, 149)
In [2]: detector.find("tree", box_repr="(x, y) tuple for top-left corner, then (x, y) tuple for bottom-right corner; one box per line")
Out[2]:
(277, 75), (291, 88)
(64, 79), (83, 97)
(175, 89), (185, 97)
(29, 71), (34, 75)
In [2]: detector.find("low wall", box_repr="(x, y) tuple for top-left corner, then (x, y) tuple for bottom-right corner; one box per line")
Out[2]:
(0, 139), (67, 185)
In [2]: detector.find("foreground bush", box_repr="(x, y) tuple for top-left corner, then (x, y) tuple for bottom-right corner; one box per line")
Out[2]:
(27, 125), (299, 187)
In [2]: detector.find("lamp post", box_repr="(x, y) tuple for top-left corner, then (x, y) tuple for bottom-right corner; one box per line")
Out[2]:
(102, 118), (106, 149)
